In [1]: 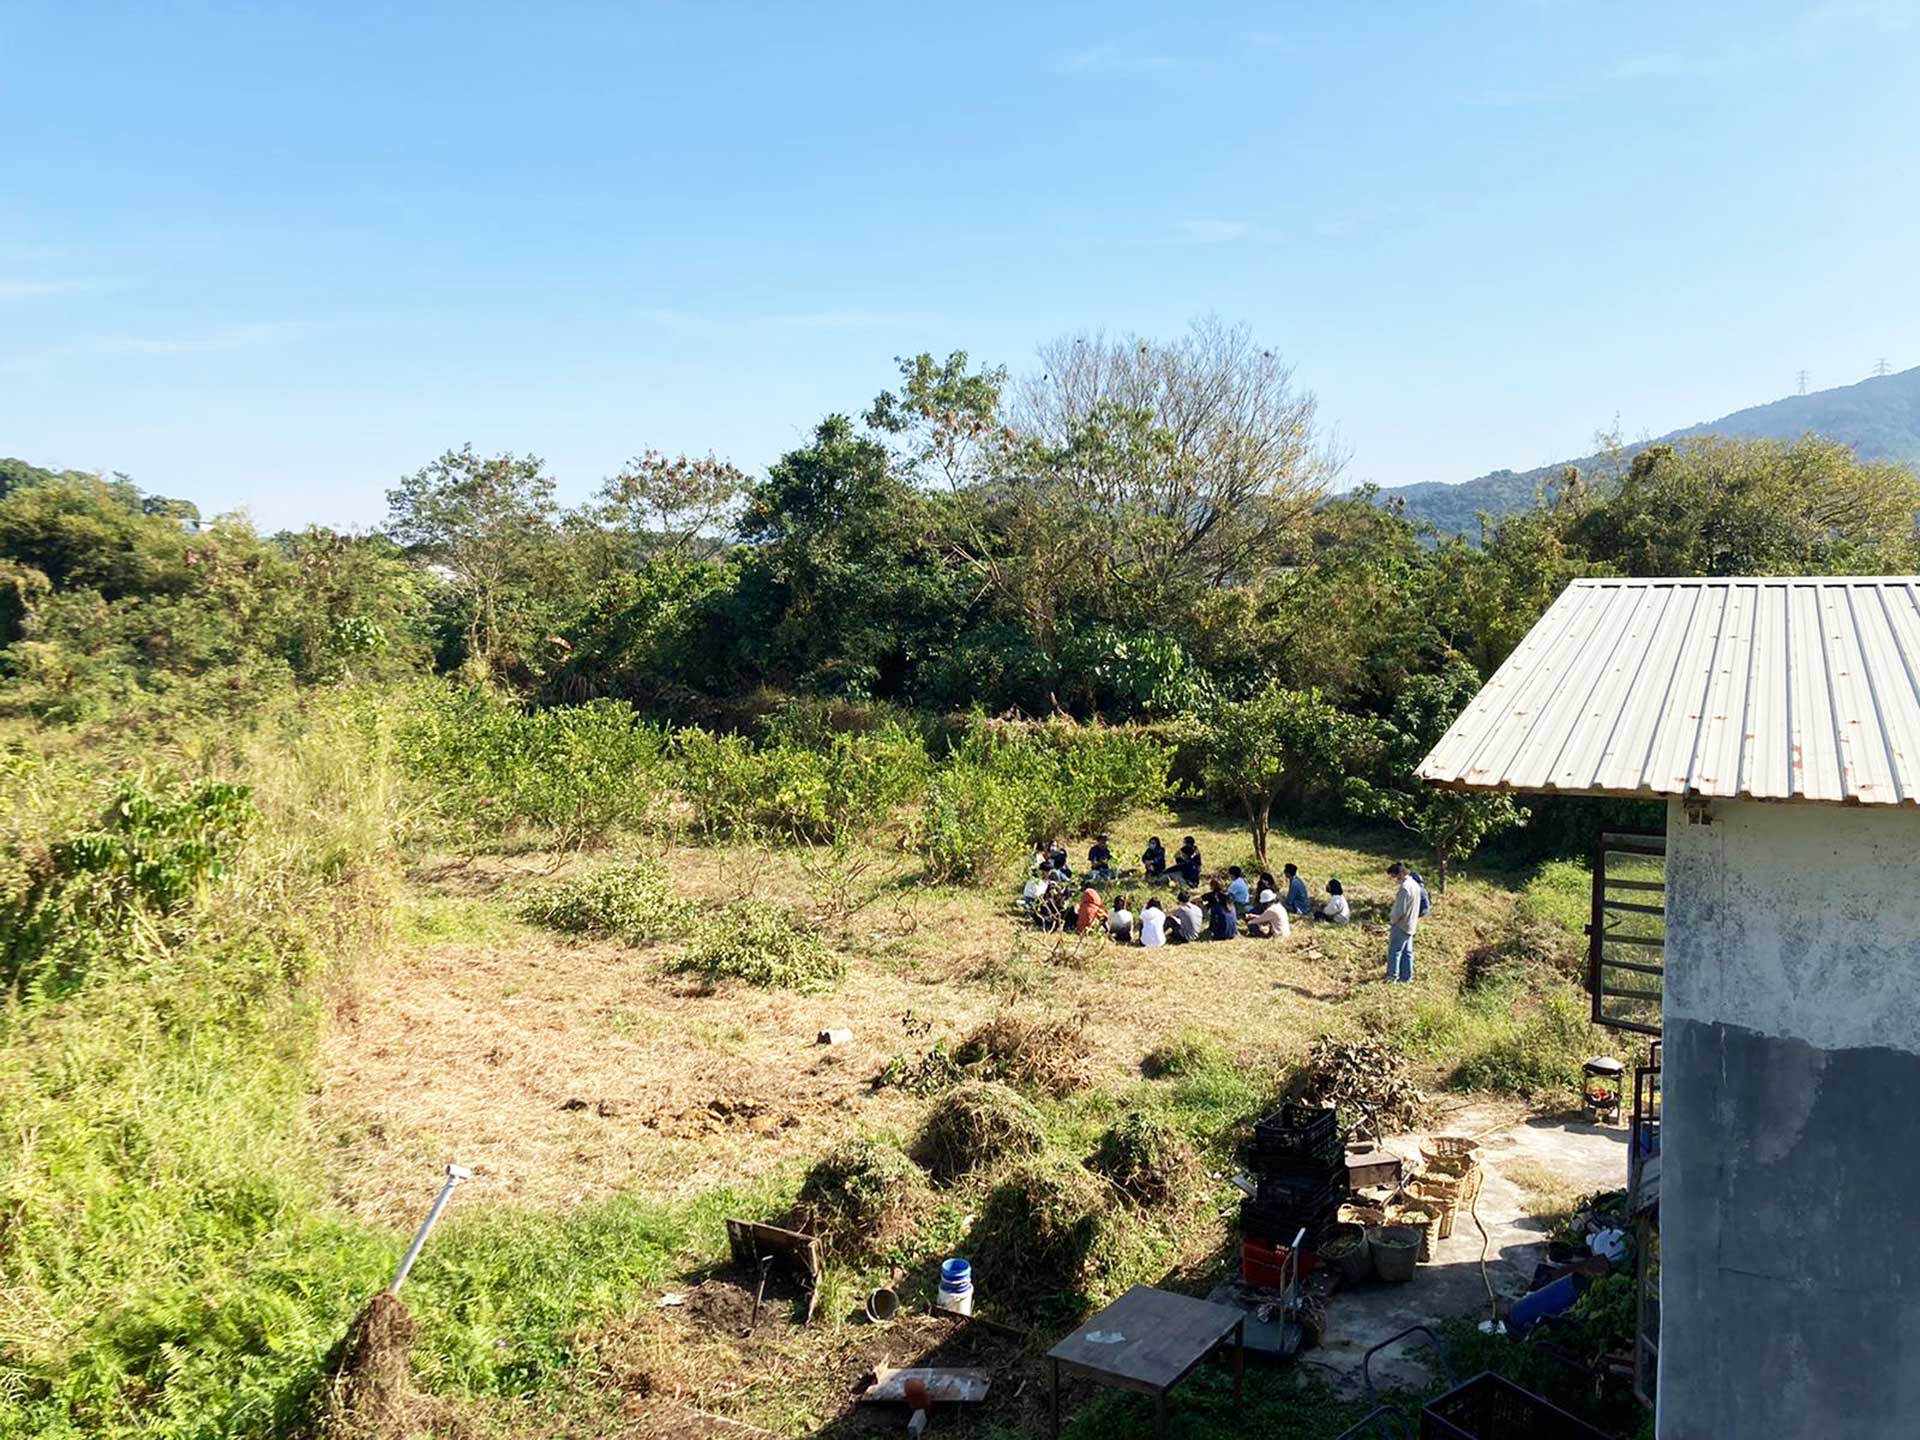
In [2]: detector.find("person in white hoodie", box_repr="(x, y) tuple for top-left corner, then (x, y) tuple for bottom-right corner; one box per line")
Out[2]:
(1386, 862), (1420, 982)
(1138, 896), (1167, 947)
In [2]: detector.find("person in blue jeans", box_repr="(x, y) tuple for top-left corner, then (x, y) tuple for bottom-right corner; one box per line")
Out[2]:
(1385, 861), (1420, 982)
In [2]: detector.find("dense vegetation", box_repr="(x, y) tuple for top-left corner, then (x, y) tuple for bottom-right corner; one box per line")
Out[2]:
(1, 319), (1907, 1438)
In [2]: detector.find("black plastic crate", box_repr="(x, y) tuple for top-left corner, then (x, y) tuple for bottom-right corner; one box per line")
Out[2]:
(1254, 1168), (1345, 1212)
(1253, 1104), (1337, 1151)
(1419, 1372), (1612, 1440)
(1239, 1194), (1342, 1246)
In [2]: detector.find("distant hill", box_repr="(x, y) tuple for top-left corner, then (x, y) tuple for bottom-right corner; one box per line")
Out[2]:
(1381, 366), (1920, 535)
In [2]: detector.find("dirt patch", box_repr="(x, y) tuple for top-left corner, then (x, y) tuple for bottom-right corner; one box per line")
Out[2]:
(597, 1270), (1037, 1438)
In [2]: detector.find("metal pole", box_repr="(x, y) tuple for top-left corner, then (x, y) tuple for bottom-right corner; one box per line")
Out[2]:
(389, 1163), (472, 1295)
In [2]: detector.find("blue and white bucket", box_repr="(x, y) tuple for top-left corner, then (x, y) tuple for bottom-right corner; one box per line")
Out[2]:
(935, 1257), (974, 1316)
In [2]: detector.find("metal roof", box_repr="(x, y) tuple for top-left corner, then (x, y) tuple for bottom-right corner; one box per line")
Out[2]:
(1418, 577), (1920, 807)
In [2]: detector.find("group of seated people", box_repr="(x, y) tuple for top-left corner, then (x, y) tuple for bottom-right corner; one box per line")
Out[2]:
(1020, 835), (1351, 943)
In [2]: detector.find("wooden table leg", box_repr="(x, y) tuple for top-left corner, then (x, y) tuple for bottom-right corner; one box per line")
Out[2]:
(1234, 1319), (1245, 1408)
(1155, 1389), (1168, 1440)
(1051, 1357), (1060, 1439)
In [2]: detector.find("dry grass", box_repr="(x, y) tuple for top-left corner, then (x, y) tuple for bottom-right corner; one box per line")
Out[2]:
(316, 814), (1532, 1222)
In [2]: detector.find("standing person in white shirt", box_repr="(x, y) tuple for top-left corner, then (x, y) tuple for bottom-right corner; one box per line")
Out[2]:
(1385, 862), (1420, 982)
(1138, 897), (1167, 947)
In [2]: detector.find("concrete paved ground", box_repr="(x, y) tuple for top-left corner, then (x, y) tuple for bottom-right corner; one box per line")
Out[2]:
(1312, 1102), (1630, 1394)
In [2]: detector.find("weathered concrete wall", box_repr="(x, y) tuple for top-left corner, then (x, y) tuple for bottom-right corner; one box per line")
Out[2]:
(1660, 797), (1920, 1438)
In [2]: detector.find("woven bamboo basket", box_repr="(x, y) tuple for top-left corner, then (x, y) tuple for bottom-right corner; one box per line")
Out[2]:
(1339, 1202), (1387, 1228)
(1386, 1199), (1441, 1261)
(1406, 1179), (1462, 1239)
(1421, 1136), (1482, 1168)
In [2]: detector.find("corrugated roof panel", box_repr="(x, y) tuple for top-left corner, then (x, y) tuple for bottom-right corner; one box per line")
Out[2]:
(1417, 577), (1920, 808)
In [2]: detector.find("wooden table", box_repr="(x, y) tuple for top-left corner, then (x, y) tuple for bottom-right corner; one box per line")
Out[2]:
(1047, 1285), (1245, 1438)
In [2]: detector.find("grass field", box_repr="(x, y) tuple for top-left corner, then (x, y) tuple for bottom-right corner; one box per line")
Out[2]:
(303, 810), (1597, 1436)
(0, 699), (1615, 1440)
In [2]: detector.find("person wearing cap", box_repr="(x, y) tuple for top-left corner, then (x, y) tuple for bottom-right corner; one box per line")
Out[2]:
(1245, 887), (1292, 938)
(1386, 861), (1420, 982)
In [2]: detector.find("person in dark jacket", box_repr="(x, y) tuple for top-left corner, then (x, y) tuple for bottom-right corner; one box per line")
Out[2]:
(1173, 836), (1202, 886)
(1142, 836), (1167, 877)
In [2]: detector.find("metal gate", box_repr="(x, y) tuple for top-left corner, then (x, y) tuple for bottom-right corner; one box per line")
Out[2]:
(1587, 828), (1665, 1036)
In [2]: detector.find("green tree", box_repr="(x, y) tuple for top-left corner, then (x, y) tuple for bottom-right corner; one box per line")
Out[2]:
(1347, 661), (1528, 889)
(386, 446), (566, 676)
(1566, 435), (1920, 577)
(597, 450), (747, 560)
(735, 416), (961, 698)
(1196, 684), (1373, 864)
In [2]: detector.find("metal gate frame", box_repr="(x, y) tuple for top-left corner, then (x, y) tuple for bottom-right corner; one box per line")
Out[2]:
(1587, 828), (1665, 1037)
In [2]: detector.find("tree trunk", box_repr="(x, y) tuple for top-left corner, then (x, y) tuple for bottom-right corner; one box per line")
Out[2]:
(1245, 795), (1269, 866)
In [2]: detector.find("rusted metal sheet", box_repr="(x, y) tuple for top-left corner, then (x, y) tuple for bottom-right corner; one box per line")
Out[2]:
(1418, 577), (1920, 807)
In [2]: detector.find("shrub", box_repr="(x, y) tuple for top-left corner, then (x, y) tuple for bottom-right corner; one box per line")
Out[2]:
(1451, 992), (1590, 1099)
(1518, 859), (1593, 937)
(915, 1081), (1046, 1181)
(396, 685), (667, 846)
(2, 774), (255, 999)
(967, 1161), (1159, 1314)
(954, 1011), (1095, 1097)
(792, 1137), (931, 1255)
(914, 721), (1173, 883)
(1091, 1112), (1196, 1208)
(669, 903), (843, 992)
(674, 720), (932, 845)
(914, 761), (1027, 883)
(516, 860), (685, 943)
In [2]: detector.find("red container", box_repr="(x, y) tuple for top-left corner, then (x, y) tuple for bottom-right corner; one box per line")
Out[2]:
(1241, 1237), (1320, 1287)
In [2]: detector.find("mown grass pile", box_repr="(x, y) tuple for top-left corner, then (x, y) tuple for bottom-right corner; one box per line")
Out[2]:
(792, 1137), (931, 1255)
(516, 857), (685, 942)
(668, 902), (843, 991)
(916, 1080), (1046, 1182)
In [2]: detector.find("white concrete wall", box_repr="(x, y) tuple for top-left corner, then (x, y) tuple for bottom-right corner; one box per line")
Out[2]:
(1659, 796), (1920, 1438)
(1664, 796), (1920, 1052)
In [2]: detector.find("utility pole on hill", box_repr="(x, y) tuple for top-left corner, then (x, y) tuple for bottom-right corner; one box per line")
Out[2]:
(1795, 370), (1810, 395)
(1874, 358), (1892, 378)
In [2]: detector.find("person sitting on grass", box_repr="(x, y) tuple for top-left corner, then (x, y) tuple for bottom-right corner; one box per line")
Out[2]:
(1021, 873), (1047, 910)
(1139, 896), (1167, 947)
(1088, 834), (1114, 882)
(1047, 837), (1070, 874)
(1245, 888), (1292, 938)
(1108, 893), (1135, 943)
(1208, 886), (1239, 940)
(1228, 865), (1251, 910)
(1319, 877), (1351, 924)
(1169, 890), (1204, 944)
(1284, 862), (1312, 916)
(1174, 836), (1202, 886)
(1257, 869), (1279, 899)
(1142, 835), (1167, 877)
(1033, 885), (1067, 932)
(1075, 886), (1108, 935)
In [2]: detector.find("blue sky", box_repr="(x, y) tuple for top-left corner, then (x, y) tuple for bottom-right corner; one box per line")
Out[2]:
(2, 1), (1915, 531)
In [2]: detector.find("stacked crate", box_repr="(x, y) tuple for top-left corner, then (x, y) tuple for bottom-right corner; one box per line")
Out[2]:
(1240, 1104), (1346, 1284)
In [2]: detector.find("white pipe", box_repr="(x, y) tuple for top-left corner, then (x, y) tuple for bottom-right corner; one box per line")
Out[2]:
(389, 1164), (472, 1295)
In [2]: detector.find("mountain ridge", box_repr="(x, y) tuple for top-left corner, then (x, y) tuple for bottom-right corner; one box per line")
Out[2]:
(1380, 365), (1920, 534)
